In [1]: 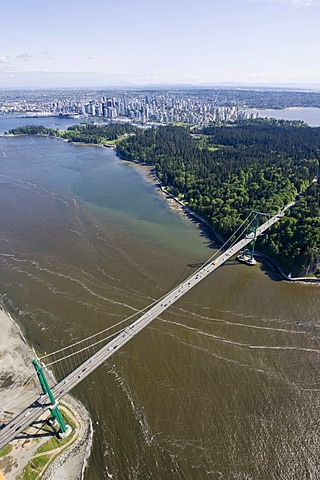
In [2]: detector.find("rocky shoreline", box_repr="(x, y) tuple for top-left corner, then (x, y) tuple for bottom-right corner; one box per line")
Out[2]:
(43, 395), (93, 480)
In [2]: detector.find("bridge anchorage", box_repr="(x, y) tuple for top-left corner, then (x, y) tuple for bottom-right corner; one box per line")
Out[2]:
(0, 202), (295, 451)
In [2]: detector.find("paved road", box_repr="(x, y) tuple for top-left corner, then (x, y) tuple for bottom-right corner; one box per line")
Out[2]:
(0, 205), (293, 449)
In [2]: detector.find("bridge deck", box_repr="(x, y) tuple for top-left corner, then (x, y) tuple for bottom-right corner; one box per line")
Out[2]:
(0, 204), (294, 449)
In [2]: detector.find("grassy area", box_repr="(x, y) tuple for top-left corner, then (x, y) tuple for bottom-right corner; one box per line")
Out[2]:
(36, 409), (76, 454)
(15, 407), (78, 479)
(36, 427), (74, 454)
(207, 145), (221, 152)
(192, 134), (221, 151)
(102, 134), (128, 146)
(170, 121), (189, 127)
(0, 443), (13, 457)
(17, 455), (50, 480)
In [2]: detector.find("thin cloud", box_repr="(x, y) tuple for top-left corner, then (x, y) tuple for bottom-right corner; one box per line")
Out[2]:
(282, 0), (319, 5)
(16, 53), (33, 61)
(0, 72), (14, 78)
(272, 0), (318, 5)
(250, 0), (319, 5)
(40, 51), (54, 60)
(0, 56), (9, 63)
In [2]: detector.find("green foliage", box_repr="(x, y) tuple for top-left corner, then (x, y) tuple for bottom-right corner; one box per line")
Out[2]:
(7, 125), (59, 136)
(0, 443), (13, 457)
(260, 182), (320, 275)
(61, 122), (138, 144)
(17, 454), (50, 480)
(7, 123), (138, 146)
(8, 121), (319, 275)
(36, 410), (76, 454)
(18, 409), (77, 480)
(117, 122), (320, 275)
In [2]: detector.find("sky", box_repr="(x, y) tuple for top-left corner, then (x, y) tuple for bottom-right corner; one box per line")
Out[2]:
(1, 0), (320, 88)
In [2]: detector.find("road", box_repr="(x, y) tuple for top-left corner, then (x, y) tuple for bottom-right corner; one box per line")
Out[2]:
(0, 204), (293, 449)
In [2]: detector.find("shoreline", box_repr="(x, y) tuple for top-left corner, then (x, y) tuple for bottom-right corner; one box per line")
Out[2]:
(3, 132), (319, 282)
(120, 155), (319, 284)
(0, 306), (92, 479)
(1, 132), (117, 150)
(0, 130), (318, 476)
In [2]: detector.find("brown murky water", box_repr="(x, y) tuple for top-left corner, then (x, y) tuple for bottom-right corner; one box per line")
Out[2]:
(0, 133), (319, 479)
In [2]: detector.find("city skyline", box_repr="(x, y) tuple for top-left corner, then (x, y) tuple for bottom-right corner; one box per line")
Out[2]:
(1, 0), (320, 88)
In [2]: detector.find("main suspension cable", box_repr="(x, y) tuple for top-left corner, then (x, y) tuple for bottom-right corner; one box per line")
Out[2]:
(39, 210), (257, 363)
(44, 327), (126, 367)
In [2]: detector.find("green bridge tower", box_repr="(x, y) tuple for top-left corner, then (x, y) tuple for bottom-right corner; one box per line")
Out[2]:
(249, 212), (259, 262)
(32, 359), (69, 436)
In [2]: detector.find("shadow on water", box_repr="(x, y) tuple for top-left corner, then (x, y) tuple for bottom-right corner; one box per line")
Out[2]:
(184, 208), (286, 283)
(187, 262), (204, 269)
(167, 263), (194, 291)
(258, 259), (284, 282)
(181, 208), (221, 246)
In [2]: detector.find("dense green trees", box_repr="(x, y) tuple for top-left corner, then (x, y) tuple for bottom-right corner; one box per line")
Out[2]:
(8, 121), (319, 275)
(117, 121), (320, 276)
(259, 182), (320, 275)
(7, 125), (59, 136)
(7, 123), (138, 145)
(61, 123), (137, 144)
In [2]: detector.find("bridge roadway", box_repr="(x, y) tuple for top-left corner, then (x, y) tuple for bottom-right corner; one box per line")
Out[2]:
(0, 203), (294, 449)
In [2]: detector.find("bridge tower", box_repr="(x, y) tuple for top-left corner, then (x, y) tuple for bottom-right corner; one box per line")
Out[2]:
(32, 359), (70, 437)
(248, 213), (259, 262)
(237, 212), (259, 265)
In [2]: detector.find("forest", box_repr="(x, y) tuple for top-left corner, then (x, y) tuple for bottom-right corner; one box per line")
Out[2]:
(7, 123), (137, 145)
(117, 121), (320, 276)
(7, 121), (320, 276)
(7, 125), (59, 137)
(60, 123), (137, 144)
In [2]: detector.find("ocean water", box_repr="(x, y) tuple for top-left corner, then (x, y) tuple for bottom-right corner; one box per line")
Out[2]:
(245, 107), (320, 126)
(0, 121), (319, 479)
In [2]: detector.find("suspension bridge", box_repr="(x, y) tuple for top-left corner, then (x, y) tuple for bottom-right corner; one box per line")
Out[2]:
(0, 202), (294, 449)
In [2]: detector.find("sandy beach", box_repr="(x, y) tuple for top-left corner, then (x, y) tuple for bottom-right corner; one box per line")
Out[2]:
(0, 307), (92, 479)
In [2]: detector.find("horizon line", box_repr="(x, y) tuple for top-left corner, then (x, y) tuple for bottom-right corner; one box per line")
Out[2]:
(1, 82), (320, 92)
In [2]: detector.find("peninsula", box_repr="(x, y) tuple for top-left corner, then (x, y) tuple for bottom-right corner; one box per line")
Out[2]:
(7, 120), (320, 277)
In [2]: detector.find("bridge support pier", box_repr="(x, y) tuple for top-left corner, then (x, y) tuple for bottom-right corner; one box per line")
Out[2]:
(57, 423), (72, 439)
